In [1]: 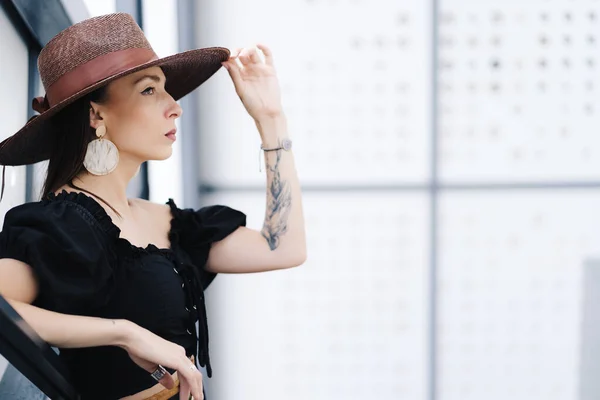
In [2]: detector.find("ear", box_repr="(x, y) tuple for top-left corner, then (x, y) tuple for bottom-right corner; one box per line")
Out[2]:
(89, 102), (103, 130)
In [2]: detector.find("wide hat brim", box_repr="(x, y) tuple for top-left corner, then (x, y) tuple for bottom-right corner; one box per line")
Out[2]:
(0, 47), (229, 166)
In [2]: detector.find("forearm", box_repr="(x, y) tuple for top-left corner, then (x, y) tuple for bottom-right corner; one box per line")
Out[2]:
(256, 114), (306, 260)
(7, 298), (134, 350)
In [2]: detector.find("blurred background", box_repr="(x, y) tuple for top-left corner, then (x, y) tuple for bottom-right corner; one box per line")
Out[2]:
(1, 0), (600, 399)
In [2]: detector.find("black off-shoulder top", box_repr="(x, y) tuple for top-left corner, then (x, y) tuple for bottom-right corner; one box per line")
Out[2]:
(0, 190), (246, 399)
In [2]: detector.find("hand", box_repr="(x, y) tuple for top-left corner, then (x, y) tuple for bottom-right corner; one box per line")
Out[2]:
(119, 322), (204, 400)
(222, 44), (283, 121)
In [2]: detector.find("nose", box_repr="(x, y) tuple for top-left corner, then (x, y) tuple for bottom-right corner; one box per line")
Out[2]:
(167, 96), (183, 119)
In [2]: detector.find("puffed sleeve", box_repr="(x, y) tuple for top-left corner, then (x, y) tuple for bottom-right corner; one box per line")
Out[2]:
(168, 200), (246, 289)
(0, 201), (115, 315)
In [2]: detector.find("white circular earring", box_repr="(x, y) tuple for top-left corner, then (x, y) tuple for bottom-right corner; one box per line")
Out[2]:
(83, 125), (119, 175)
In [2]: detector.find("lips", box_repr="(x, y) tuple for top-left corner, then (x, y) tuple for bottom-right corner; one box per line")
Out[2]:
(165, 129), (177, 141)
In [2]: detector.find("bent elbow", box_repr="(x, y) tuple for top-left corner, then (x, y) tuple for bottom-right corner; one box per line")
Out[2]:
(288, 247), (307, 268)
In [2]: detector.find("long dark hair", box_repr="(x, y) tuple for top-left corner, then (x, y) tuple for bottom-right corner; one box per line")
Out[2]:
(42, 86), (121, 216)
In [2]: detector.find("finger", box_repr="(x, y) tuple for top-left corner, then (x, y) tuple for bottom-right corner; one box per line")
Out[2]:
(222, 60), (242, 84)
(238, 48), (251, 66)
(179, 378), (191, 400)
(140, 361), (176, 390)
(179, 371), (202, 400)
(178, 360), (202, 399)
(195, 372), (205, 400)
(256, 43), (274, 66)
(188, 364), (203, 400)
(190, 375), (203, 400)
(158, 372), (176, 390)
(248, 46), (261, 64)
(227, 48), (244, 69)
(229, 47), (243, 58)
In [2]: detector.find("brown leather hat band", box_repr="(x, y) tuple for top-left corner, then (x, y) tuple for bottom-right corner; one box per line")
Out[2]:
(46, 47), (158, 107)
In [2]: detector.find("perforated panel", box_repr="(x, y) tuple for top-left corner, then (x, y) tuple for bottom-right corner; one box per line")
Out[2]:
(201, 192), (429, 400)
(438, 0), (600, 182)
(438, 192), (600, 400)
(195, 0), (432, 186)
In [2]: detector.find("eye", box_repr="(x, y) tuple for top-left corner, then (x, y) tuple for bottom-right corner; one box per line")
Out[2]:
(142, 87), (155, 95)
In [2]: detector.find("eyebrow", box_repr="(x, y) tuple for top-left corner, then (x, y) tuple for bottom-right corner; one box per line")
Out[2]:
(133, 74), (163, 85)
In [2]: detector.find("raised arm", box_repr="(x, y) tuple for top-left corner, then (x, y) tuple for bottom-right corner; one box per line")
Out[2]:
(206, 44), (306, 274)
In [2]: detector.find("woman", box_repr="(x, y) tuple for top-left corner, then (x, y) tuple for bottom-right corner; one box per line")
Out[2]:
(0, 13), (306, 400)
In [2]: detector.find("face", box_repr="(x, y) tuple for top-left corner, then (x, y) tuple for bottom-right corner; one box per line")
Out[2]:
(89, 66), (182, 163)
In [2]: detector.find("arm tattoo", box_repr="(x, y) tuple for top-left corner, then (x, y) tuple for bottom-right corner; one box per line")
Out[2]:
(261, 150), (292, 250)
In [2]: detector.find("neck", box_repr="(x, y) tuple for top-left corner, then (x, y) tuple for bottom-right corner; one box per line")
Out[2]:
(71, 156), (142, 218)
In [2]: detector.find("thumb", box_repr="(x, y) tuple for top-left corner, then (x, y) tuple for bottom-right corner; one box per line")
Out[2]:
(222, 62), (241, 83)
